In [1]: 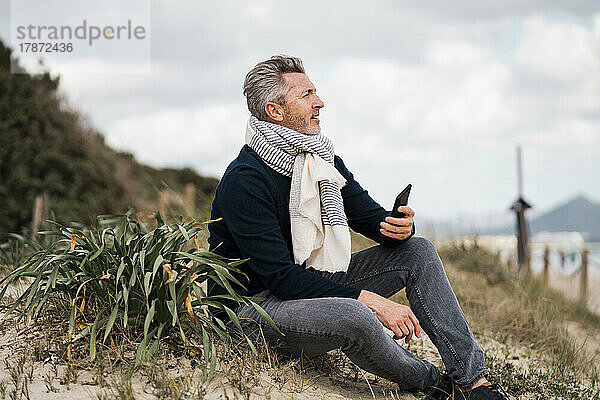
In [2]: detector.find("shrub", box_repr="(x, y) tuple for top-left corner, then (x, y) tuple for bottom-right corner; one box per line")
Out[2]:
(440, 241), (508, 285)
(0, 213), (276, 378)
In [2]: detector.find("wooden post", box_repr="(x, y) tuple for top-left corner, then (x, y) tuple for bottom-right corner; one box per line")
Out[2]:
(31, 195), (43, 240)
(580, 248), (589, 302)
(542, 246), (550, 286)
(526, 244), (531, 274)
(31, 192), (49, 241)
(41, 191), (49, 224)
(184, 183), (196, 217)
(511, 145), (532, 273)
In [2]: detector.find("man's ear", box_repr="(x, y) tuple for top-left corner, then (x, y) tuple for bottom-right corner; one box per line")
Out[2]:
(265, 102), (285, 122)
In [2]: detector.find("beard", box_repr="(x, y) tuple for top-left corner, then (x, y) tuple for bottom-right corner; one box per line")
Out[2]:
(282, 106), (321, 135)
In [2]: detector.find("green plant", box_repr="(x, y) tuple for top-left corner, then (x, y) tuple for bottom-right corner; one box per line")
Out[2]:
(520, 348), (532, 359)
(0, 212), (277, 379)
(0, 234), (34, 274)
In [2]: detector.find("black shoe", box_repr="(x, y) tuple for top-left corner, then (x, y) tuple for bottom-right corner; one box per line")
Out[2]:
(424, 373), (461, 400)
(462, 383), (508, 399)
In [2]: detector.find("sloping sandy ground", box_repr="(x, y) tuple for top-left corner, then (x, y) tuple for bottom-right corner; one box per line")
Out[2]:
(0, 309), (540, 400)
(0, 263), (559, 400)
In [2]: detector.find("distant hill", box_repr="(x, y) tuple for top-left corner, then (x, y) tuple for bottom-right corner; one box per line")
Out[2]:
(0, 39), (218, 239)
(487, 195), (600, 241)
(529, 195), (600, 241)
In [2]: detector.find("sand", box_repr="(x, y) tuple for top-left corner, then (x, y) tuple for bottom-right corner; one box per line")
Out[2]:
(0, 268), (583, 400)
(548, 273), (600, 315)
(0, 311), (538, 400)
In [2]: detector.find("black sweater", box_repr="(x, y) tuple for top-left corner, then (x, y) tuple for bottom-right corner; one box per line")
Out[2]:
(207, 145), (414, 307)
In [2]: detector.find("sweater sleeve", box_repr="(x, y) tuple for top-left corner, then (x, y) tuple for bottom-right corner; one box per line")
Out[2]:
(335, 156), (415, 247)
(217, 166), (361, 301)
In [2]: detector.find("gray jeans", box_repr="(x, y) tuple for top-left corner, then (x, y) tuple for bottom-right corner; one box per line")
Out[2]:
(231, 236), (488, 392)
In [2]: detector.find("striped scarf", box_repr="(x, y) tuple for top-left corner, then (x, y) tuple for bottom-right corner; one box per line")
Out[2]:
(245, 116), (351, 273)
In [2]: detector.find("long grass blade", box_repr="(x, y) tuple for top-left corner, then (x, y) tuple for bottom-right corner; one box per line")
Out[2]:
(209, 339), (217, 380)
(103, 294), (121, 344)
(90, 314), (103, 361)
(144, 299), (156, 339)
(116, 260), (125, 284)
(250, 300), (282, 335)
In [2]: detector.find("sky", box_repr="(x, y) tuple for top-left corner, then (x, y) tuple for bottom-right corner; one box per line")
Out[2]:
(1, 0), (599, 230)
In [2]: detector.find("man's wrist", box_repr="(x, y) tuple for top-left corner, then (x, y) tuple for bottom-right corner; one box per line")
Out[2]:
(358, 290), (369, 305)
(358, 290), (379, 313)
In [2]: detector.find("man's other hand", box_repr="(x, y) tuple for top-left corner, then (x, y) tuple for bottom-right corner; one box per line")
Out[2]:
(357, 290), (421, 344)
(380, 206), (414, 240)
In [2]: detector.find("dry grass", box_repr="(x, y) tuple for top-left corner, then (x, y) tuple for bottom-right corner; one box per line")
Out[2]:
(437, 242), (600, 397)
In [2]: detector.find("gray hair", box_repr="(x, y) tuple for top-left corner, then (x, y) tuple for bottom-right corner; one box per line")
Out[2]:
(243, 55), (305, 121)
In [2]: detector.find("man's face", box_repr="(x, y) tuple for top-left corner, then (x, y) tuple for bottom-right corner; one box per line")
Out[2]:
(279, 72), (324, 135)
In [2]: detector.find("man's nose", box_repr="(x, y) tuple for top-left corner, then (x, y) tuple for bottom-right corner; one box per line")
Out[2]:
(314, 95), (324, 109)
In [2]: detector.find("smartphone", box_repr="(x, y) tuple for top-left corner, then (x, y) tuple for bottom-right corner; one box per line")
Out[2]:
(391, 184), (412, 218)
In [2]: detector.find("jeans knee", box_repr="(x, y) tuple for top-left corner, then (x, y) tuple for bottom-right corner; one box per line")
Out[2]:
(393, 236), (443, 277)
(409, 236), (437, 255)
(407, 237), (439, 261)
(334, 300), (381, 339)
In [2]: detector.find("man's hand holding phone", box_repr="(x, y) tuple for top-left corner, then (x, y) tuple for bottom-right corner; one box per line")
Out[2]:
(380, 184), (415, 241)
(380, 207), (414, 240)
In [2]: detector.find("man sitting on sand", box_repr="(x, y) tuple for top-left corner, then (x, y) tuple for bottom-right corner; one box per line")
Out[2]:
(207, 55), (506, 400)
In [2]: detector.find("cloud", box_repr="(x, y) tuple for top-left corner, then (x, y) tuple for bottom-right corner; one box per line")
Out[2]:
(3, 0), (599, 220)
(515, 17), (599, 83)
(107, 102), (248, 176)
(399, 0), (600, 20)
(512, 15), (600, 121)
(312, 13), (600, 218)
(322, 46), (514, 146)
